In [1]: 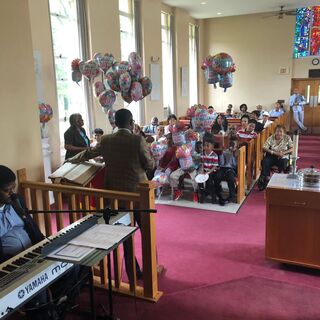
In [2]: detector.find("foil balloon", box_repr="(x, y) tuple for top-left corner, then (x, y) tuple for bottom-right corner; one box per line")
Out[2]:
(152, 172), (169, 187)
(130, 81), (143, 102)
(79, 60), (100, 81)
(192, 107), (215, 133)
(106, 71), (120, 92)
(107, 108), (116, 126)
(119, 72), (131, 93)
(172, 132), (186, 146)
(94, 81), (106, 97)
(150, 140), (168, 161)
(139, 76), (152, 97)
(93, 52), (115, 73)
(178, 157), (194, 170)
(176, 144), (192, 159)
(71, 58), (82, 84)
(115, 61), (130, 75)
(128, 52), (143, 79)
(39, 103), (53, 123)
(99, 90), (116, 109)
(213, 52), (235, 92)
(121, 90), (133, 104)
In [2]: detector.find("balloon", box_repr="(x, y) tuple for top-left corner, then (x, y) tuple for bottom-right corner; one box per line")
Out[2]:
(107, 108), (116, 125)
(139, 76), (152, 97)
(119, 72), (131, 93)
(150, 140), (168, 161)
(121, 90), (133, 104)
(79, 60), (100, 81)
(39, 103), (53, 123)
(152, 172), (169, 187)
(219, 73), (233, 92)
(178, 157), (194, 170)
(192, 107), (215, 132)
(115, 61), (130, 75)
(185, 129), (198, 142)
(204, 67), (220, 87)
(94, 81), (106, 97)
(106, 72), (120, 92)
(130, 81), (143, 102)
(99, 90), (116, 109)
(93, 52), (115, 73)
(128, 52), (143, 78)
(172, 132), (186, 146)
(72, 70), (82, 84)
(176, 144), (192, 159)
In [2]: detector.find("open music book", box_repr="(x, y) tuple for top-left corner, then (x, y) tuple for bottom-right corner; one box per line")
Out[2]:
(49, 161), (104, 185)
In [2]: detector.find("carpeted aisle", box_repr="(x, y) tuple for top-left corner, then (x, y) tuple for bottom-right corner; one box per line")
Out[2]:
(66, 136), (320, 320)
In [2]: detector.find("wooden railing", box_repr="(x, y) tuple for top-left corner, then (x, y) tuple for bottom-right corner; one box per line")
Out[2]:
(17, 169), (163, 302)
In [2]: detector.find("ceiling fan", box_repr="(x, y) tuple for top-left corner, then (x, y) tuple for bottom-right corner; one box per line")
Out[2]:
(264, 5), (297, 19)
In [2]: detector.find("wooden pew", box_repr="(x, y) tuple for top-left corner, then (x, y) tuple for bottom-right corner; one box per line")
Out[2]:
(237, 146), (246, 203)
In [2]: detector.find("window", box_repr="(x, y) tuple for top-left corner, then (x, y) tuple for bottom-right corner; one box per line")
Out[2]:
(49, 0), (89, 158)
(161, 11), (174, 116)
(293, 6), (320, 58)
(119, 0), (141, 123)
(189, 23), (198, 106)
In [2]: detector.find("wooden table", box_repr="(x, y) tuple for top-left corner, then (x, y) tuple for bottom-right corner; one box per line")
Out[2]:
(265, 173), (320, 269)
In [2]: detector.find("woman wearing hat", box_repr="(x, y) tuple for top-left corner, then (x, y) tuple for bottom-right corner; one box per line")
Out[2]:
(259, 111), (273, 128)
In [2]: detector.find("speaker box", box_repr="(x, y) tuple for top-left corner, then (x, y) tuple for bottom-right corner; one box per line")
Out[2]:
(309, 69), (320, 78)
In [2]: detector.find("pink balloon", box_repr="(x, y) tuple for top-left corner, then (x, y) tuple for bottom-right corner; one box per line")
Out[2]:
(130, 81), (143, 102)
(93, 53), (115, 73)
(139, 76), (152, 96)
(119, 72), (131, 93)
(79, 60), (100, 81)
(106, 72), (120, 92)
(94, 81), (106, 97)
(99, 90), (116, 109)
(121, 90), (133, 104)
(128, 52), (143, 78)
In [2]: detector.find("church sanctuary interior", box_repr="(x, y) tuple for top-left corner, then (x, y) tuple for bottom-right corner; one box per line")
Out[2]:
(1, 0), (320, 319)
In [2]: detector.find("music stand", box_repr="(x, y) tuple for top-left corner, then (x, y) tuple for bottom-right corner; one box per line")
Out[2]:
(30, 207), (156, 320)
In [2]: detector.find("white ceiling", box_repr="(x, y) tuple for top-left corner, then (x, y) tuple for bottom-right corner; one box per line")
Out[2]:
(162, 0), (320, 19)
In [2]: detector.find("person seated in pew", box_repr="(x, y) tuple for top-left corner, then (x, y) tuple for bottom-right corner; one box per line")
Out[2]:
(198, 137), (225, 205)
(156, 125), (165, 141)
(225, 108), (233, 119)
(256, 105), (265, 119)
(211, 114), (228, 134)
(250, 111), (264, 133)
(164, 114), (177, 134)
(259, 111), (273, 128)
(257, 124), (293, 191)
(0, 165), (86, 320)
(215, 139), (238, 203)
(153, 133), (179, 197)
(237, 119), (258, 139)
(228, 125), (238, 140)
(239, 104), (250, 118)
(269, 102), (285, 118)
(143, 117), (159, 134)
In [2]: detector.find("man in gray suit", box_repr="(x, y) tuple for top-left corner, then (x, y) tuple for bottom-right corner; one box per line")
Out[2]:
(68, 109), (155, 279)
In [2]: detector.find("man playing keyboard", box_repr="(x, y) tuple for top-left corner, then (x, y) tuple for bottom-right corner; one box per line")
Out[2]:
(0, 165), (85, 320)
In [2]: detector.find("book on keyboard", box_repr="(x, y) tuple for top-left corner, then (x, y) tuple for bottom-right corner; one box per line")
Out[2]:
(49, 161), (104, 186)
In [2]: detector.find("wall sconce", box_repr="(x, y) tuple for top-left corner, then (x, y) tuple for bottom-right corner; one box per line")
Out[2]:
(151, 56), (160, 62)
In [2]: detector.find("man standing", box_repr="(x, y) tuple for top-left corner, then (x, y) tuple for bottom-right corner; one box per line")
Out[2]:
(289, 88), (307, 131)
(68, 109), (155, 278)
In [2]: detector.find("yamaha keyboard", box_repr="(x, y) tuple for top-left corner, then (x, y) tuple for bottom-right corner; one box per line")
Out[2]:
(0, 214), (100, 319)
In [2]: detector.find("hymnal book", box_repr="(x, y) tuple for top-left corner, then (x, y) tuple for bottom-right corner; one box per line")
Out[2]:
(49, 161), (104, 186)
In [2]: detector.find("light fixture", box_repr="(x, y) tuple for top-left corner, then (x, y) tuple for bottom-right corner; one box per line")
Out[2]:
(201, 1), (207, 4)
(217, 12), (222, 15)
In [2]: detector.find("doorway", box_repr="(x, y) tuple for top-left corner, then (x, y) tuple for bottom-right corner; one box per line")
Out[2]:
(291, 78), (320, 134)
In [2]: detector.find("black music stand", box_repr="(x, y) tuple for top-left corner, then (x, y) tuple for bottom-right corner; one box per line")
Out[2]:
(30, 207), (156, 320)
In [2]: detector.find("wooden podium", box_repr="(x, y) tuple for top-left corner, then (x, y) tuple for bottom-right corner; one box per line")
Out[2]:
(266, 173), (320, 269)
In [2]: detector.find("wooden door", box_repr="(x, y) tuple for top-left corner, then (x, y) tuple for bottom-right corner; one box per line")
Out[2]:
(291, 79), (320, 134)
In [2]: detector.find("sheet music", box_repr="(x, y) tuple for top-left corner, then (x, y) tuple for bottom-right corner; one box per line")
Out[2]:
(49, 162), (77, 179)
(47, 244), (95, 262)
(69, 224), (137, 250)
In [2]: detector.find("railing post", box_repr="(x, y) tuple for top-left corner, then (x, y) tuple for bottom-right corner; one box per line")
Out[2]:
(137, 180), (162, 301)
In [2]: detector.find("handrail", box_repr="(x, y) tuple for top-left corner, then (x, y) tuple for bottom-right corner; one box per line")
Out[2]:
(17, 168), (163, 302)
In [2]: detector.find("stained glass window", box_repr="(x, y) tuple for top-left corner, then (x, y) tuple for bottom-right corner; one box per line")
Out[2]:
(293, 6), (320, 58)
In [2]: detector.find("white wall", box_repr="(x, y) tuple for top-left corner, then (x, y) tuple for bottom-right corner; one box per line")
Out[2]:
(292, 56), (320, 78)
(202, 14), (296, 112)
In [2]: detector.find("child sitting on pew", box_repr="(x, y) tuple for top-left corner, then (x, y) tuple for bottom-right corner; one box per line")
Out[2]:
(237, 119), (257, 139)
(215, 139), (238, 203)
(198, 136), (225, 205)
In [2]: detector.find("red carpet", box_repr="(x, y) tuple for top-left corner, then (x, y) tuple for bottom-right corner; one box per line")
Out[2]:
(63, 135), (320, 319)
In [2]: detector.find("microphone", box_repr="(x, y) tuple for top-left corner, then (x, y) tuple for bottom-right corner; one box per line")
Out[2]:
(10, 194), (27, 219)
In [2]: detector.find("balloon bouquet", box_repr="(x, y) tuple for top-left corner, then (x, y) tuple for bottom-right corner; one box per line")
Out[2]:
(201, 53), (236, 92)
(38, 103), (53, 138)
(71, 52), (152, 128)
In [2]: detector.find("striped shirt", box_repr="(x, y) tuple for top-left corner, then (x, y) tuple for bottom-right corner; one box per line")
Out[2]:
(201, 151), (219, 172)
(236, 130), (257, 139)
